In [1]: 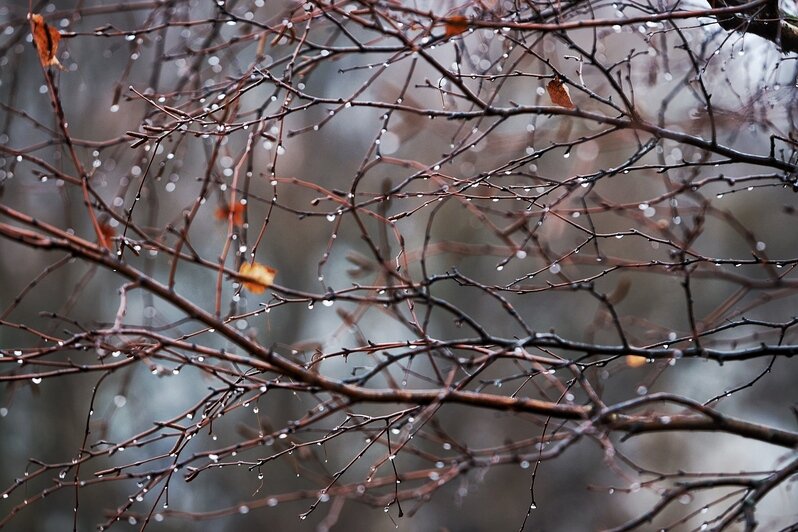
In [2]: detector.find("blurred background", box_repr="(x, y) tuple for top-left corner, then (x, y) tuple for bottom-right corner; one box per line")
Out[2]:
(1, 0), (798, 530)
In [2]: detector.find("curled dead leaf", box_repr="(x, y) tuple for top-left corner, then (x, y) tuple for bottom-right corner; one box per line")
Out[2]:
(239, 261), (276, 294)
(29, 13), (64, 69)
(546, 77), (575, 109)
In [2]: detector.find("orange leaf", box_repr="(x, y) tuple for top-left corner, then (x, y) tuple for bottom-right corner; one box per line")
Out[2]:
(625, 355), (647, 368)
(546, 77), (575, 109)
(215, 202), (245, 226)
(97, 222), (116, 250)
(445, 16), (469, 38)
(239, 261), (276, 294)
(29, 13), (63, 69)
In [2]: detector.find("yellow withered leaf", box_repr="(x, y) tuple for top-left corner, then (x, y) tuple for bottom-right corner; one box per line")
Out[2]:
(625, 355), (647, 368)
(546, 77), (575, 109)
(239, 261), (277, 294)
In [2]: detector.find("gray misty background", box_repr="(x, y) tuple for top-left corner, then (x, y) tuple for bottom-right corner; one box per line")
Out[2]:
(1, 0), (798, 531)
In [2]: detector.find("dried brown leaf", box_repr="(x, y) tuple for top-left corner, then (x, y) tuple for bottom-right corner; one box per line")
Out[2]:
(546, 77), (575, 109)
(29, 13), (63, 69)
(445, 16), (469, 38)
